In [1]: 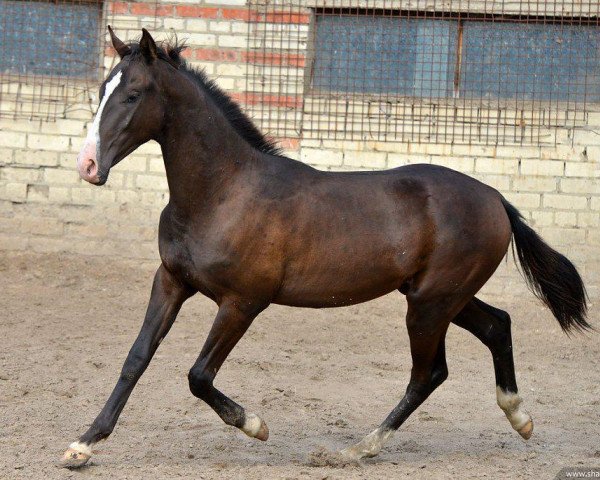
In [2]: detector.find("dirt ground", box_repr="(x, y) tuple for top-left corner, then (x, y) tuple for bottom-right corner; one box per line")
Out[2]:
(0, 252), (598, 480)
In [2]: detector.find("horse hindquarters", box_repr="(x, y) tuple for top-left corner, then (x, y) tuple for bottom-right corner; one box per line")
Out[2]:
(342, 186), (513, 461)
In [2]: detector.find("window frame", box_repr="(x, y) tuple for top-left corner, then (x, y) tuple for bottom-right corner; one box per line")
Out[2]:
(0, 0), (107, 121)
(305, 8), (600, 110)
(0, 0), (105, 81)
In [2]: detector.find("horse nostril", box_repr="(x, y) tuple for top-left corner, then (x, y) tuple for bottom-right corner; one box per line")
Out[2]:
(85, 159), (97, 177)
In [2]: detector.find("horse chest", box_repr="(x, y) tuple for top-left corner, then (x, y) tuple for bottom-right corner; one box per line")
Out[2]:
(158, 211), (239, 293)
(158, 208), (196, 278)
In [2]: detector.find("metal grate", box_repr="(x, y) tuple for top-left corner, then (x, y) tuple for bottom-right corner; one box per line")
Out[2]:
(0, 1), (162, 122)
(0, 0), (107, 121)
(245, 1), (600, 146)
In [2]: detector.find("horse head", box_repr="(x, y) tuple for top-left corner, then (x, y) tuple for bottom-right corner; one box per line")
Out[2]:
(76, 27), (181, 185)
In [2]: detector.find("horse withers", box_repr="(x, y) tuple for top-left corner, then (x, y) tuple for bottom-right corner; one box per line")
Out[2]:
(62, 27), (591, 468)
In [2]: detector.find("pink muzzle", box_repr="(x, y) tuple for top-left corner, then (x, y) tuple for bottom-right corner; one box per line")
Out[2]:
(77, 140), (100, 184)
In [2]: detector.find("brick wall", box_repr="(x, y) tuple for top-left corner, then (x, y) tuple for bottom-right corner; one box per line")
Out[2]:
(0, 0), (598, 296)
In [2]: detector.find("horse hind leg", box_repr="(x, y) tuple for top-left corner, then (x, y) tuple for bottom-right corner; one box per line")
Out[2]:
(452, 297), (533, 439)
(340, 297), (451, 461)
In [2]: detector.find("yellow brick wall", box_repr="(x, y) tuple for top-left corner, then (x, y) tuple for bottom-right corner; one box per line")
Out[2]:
(0, 0), (598, 297)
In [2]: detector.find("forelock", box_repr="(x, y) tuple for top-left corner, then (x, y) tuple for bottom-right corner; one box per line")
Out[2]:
(124, 37), (186, 69)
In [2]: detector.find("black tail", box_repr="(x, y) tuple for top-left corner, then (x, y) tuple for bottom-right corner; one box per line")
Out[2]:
(502, 198), (591, 334)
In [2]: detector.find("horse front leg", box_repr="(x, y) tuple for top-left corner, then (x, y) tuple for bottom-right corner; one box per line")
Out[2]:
(60, 265), (193, 468)
(187, 300), (269, 441)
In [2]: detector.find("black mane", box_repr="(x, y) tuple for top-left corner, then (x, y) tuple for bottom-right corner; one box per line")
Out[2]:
(126, 40), (282, 156)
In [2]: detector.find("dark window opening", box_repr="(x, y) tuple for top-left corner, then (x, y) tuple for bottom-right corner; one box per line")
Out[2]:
(310, 11), (600, 104)
(0, 0), (102, 79)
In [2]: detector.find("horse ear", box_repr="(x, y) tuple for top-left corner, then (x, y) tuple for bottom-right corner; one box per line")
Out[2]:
(140, 28), (159, 63)
(107, 25), (131, 59)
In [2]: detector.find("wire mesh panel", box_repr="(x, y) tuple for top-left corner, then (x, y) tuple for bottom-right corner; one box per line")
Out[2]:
(246, 1), (600, 146)
(0, 0), (106, 120)
(245, 0), (310, 144)
(0, 1), (161, 121)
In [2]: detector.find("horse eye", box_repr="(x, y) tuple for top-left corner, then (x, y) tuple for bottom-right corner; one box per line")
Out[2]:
(125, 93), (139, 104)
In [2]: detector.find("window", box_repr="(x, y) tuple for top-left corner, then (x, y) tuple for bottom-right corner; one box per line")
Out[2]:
(312, 16), (457, 97)
(0, 0), (101, 78)
(0, 0), (103, 120)
(311, 13), (600, 104)
(460, 22), (600, 103)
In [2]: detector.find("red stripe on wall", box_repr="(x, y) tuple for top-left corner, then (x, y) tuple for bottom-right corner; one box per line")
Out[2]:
(243, 51), (306, 68)
(109, 4), (310, 24)
(110, 2), (128, 14)
(263, 12), (311, 24)
(236, 92), (303, 109)
(175, 6), (219, 18)
(193, 48), (241, 62)
(278, 138), (300, 150)
(130, 4), (174, 16)
(221, 8), (261, 21)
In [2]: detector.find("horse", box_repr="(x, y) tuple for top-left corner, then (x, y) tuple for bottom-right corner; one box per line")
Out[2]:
(62, 27), (591, 468)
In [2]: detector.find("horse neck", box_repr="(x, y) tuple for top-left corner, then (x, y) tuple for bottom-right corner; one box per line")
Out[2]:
(157, 87), (258, 214)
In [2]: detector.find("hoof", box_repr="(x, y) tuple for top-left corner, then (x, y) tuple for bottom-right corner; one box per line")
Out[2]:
(255, 418), (269, 441)
(339, 445), (376, 461)
(242, 413), (269, 441)
(518, 418), (533, 440)
(59, 443), (91, 469)
(338, 428), (393, 462)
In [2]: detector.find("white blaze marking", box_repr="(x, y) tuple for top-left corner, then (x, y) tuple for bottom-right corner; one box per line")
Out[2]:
(496, 386), (531, 431)
(87, 70), (123, 148)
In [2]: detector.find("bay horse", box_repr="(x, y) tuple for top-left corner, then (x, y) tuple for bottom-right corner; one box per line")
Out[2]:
(62, 27), (591, 468)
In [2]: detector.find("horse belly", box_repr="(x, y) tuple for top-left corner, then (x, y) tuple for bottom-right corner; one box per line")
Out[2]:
(271, 192), (426, 308)
(273, 250), (411, 308)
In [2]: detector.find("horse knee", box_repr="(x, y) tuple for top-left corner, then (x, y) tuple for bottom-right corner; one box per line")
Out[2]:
(120, 352), (147, 381)
(188, 367), (212, 399)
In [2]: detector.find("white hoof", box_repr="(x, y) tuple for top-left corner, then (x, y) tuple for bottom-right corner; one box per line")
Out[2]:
(517, 418), (534, 440)
(241, 413), (269, 441)
(496, 387), (533, 440)
(340, 428), (394, 461)
(59, 442), (92, 468)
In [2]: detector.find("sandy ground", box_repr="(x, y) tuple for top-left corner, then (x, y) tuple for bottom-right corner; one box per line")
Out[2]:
(0, 252), (598, 480)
